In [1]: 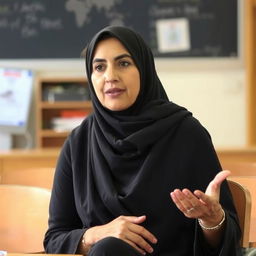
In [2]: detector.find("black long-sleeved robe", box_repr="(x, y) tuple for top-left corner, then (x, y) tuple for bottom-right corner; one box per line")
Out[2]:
(44, 114), (242, 256)
(44, 25), (242, 256)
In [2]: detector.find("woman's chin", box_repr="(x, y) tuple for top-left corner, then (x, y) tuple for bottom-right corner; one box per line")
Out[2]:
(105, 104), (129, 111)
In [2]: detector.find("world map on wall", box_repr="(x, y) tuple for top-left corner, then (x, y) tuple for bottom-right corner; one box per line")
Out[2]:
(65, 0), (125, 28)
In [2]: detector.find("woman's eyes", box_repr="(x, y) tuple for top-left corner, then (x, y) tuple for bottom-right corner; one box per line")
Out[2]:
(94, 64), (105, 72)
(119, 60), (131, 67)
(93, 60), (131, 72)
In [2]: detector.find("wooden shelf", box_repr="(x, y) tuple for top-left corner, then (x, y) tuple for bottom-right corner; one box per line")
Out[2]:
(39, 130), (70, 137)
(36, 77), (93, 148)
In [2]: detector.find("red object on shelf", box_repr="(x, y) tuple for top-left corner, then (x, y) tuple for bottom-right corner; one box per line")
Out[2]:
(60, 110), (89, 118)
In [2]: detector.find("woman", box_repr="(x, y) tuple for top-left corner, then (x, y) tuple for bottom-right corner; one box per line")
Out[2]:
(44, 26), (242, 255)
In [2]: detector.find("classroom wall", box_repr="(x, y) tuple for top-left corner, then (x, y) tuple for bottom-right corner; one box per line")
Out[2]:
(157, 66), (246, 148)
(1, 57), (246, 149)
(0, 0), (246, 149)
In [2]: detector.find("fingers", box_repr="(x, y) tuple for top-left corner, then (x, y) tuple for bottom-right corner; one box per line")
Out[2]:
(120, 215), (157, 245)
(124, 239), (148, 255)
(170, 189), (204, 218)
(170, 170), (229, 225)
(193, 190), (208, 202)
(124, 229), (155, 254)
(170, 187), (224, 228)
(128, 219), (157, 244)
(115, 216), (157, 254)
(193, 190), (222, 213)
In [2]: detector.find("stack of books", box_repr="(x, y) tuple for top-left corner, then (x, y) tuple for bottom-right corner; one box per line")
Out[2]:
(51, 110), (89, 132)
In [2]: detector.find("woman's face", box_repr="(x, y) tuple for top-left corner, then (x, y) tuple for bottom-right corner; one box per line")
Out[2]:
(91, 37), (140, 111)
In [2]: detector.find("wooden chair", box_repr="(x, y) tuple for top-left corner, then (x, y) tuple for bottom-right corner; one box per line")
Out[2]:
(0, 167), (55, 189)
(228, 176), (256, 248)
(0, 184), (51, 253)
(227, 179), (252, 248)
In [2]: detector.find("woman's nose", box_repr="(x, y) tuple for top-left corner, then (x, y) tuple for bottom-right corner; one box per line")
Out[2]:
(104, 66), (118, 82)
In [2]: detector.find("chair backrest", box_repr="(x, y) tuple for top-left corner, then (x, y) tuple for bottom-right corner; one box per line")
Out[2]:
(0, 167), (55, 189)
(227, 179), (252, 248)
(228, 176), (256, 248)
(0, 184), (51, 253)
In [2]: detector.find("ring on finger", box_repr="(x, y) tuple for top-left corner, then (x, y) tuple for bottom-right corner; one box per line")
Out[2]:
(187, 207), (195, 213)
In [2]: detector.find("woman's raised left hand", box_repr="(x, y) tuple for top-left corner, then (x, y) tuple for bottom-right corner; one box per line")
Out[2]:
(170, 170), (230, 227)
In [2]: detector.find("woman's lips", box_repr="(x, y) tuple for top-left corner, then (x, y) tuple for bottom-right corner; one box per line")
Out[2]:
(105, 88), (125, 97)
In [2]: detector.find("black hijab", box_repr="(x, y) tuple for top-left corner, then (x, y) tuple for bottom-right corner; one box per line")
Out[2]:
(85, 26), (190, 153)
(80, 25), (197, 222)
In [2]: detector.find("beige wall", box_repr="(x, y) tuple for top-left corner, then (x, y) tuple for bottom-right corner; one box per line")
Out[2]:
(158, 66), (246, 148)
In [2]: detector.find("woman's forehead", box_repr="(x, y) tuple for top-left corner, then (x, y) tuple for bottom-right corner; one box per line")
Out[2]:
(92, 37), (130, 59)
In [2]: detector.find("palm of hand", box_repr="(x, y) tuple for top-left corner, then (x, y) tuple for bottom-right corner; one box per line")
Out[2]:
(170, 170), (230, 222)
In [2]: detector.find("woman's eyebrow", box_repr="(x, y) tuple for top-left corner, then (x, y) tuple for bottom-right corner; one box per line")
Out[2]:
(92, 53), (132, 64)
(114, 54), (132, 61)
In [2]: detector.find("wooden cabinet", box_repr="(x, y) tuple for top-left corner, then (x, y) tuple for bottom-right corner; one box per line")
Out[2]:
(0, 149), (59, 172)
(36, 77), (93, 148)
(246, 0), (256, 145)
(0, 149), (60, 188)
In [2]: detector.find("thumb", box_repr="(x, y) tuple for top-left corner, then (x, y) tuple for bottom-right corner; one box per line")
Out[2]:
(205, 170), (231, 197)
(214, 170), (231, 186)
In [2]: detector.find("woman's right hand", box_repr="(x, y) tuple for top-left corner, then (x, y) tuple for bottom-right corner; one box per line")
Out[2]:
(83, 215), (157, 255)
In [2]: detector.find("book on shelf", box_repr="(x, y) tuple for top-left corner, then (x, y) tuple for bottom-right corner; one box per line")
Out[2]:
(51, 110), (89, 132)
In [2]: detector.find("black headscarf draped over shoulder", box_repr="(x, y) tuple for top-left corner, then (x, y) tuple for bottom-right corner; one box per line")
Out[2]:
(84, 26), (191, 153)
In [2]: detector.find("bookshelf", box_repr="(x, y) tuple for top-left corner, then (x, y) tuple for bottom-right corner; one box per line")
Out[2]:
(246, 0), (256, 145)
(36, 77), (93, 148)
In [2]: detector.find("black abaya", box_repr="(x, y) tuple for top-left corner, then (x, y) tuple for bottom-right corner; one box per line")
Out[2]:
(44, 26), (242, 255)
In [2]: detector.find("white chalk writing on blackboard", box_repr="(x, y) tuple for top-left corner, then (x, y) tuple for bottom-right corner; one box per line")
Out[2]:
(0, 0), (238, 59)
(0, 2), (63, 38)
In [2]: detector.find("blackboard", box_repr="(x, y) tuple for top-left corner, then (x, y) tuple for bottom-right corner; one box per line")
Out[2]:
(0, 0), (238, 59)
